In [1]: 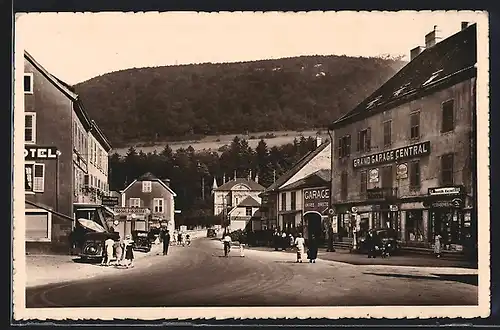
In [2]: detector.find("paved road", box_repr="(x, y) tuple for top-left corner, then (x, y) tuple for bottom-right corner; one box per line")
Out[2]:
(26, 238), (478, 307)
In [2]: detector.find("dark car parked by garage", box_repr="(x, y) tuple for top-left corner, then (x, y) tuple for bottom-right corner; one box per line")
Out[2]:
(79, 231), (120, 262)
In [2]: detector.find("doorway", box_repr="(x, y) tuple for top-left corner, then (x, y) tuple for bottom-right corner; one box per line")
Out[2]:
(304, 212), (322, 243)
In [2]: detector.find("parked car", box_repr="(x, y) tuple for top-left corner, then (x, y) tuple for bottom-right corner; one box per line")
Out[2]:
(79, 231), (119, 262)
(358, 228), (400, 255)
(132, 230), (152, 252)
(206, 228), (217, 238)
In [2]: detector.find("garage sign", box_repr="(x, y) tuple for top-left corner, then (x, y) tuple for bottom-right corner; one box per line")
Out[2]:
(303, 187), (329, 213)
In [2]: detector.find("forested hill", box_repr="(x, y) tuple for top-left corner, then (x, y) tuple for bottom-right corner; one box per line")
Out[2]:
(74, 55), (406, 147)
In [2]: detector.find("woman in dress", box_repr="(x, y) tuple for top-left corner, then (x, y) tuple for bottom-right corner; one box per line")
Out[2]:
(114, 237), (124, 266)
(294, 233), (306, 263)
(123, 234), (135, 268)
(434, 233), (443, 258)
(308, 234), (319, 263)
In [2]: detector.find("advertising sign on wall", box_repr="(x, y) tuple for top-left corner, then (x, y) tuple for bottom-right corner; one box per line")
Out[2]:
(25, 146), (59, 160)
(396, 163), (408, 179)
(303, 187), (330, 213)
(331, 215), (338, 234)
(369, 168), (379, 183)
(353, 141), (431, 169)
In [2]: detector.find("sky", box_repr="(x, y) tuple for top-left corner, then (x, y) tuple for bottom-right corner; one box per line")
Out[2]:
(15, 11), (484, 85)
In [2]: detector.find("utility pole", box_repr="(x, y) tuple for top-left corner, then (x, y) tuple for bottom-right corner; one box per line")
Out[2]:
(201, 175), (205, 200)
(273, 169), (276, 183)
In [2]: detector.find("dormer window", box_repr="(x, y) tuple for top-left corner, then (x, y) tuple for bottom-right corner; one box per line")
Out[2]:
(142, 180), (152, 192)
(365, 95), (383, 109)
(422, 69), (443, 87)
(393, 83), (410, 97)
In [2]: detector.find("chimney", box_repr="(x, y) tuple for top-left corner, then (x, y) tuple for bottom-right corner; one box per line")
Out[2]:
(425, 25), (442, 49)
(410, 46), (426, 61)
(316, 136), (322, 147)
(461, 21), (470, 30)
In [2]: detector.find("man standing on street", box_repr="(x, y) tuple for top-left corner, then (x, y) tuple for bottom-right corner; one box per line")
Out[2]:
(163, 229), (171, 255)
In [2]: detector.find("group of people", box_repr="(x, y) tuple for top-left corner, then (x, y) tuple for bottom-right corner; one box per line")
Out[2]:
(293, 233), (319, 263)
(101, 234), (135, 268)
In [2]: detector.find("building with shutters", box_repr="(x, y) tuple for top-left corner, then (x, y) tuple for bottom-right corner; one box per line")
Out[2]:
(328, 23), (477, 251)
(117, 172), (177, 238)
(259, 138), (331, 241)
(23, 51), (113, 254)
(212, 177), (265, 231)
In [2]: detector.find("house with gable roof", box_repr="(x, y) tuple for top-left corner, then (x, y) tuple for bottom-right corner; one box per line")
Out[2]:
(328, 23), (478, 252)
(117, 172), (177, 237)
(22, 50), (113, 254)
(259, 137), (331, 241)
(212, 177), (265, 231)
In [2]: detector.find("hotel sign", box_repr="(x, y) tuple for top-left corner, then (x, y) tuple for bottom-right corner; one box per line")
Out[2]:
(113, 207), (151, 215)
(25, 146), (59, 160)
(101, 196), (119, 207)
(353, 141), (431, 169)
(303, 187), (330, 212)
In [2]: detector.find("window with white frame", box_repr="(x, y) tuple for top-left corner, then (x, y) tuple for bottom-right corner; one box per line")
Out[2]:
(153, 198), (164, 213)
(25, 112), (36, 144)
(25, 211), (51, 242)
(24, 73), (33, 94)
(25, 163), (44, 193)
(129, 198), (141, 208)
(142, 181), (152, 192)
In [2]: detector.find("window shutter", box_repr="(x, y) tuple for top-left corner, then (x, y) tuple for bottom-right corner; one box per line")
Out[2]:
(33, 164), (45, 193)
(356, 131), (361, 152)
(337, 138), (342, 158)
(346, 135), (351, 155)
(366, 128), (371, 151)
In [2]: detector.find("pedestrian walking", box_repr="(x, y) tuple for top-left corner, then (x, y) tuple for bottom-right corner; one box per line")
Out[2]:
(308, 234), (319, 263)
(162, 229), (171, 255)
(239, 243), (245, 257)
(178, 232), (183, 246)
(223, 232), (232, 257)
(434, 233), (443, 258)
(101, 236), (115, 266)
(273, 229), (280, 250)
(289, 233), (294, 249)
(114, 237), (124, 266)
(281, 232), (288, 250)
(123, 234), (135, 268)
(294, 233), (306, 263)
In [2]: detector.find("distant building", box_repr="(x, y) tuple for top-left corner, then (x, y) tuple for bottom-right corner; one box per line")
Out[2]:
(328, 23), (477, 251)
(259, 138), (331, 240)
(212, 178), (265, 231)
(23, 51), (113, 254)
(118, 172), (177, 237)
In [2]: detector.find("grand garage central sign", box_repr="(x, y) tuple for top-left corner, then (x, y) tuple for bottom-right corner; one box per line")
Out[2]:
(353, 141), (431, 169)
(303, 187), (330, 213)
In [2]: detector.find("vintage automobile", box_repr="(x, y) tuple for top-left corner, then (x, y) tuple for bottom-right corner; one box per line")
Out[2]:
(79, 231), (119, 262)
(358, 228), (401, 256)
(132, 230), (152, 252)
(206, 228), (217, 238)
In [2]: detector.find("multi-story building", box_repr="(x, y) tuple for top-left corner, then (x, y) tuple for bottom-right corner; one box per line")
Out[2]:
(23, 51), (113, 254)
(259, 138), (331, 239)
(212, 178), (265, 231)
(328, 23), (477, 251)
(118, 172), (177, 238)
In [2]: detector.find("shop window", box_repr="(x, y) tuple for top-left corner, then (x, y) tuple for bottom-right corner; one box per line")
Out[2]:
(383, 120), (392, 147)
(24, 73), (33, 94)
(406, 210), (424, 242)
(360, 170), (367, 196)
(142, 180), (152, 192)
(24, 113), (36, 144)
(290, 191), (296, 210)
(357, 128), (371, 152)
(409, 161), (421, 189)
(340, 171), (348, 200)
(281, 193), (286, 211)
(246, 207), (253, 216)
(441, 153), (454, 185)
(25, 211), (51, 242)
(441, 99), (455, 133)
(337, 135), (351, 158)
(25, 163), (44, 193)
(410, 111), (420, 139)
(153, 198), (164, 213)
(129, 198), (141, 208)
